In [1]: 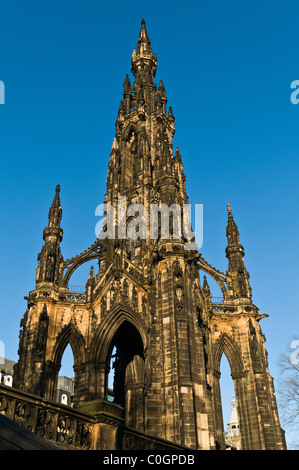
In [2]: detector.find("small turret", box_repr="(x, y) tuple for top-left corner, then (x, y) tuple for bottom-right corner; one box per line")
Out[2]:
(123, 74), (131, 93)
(202, 275), (212, 304)
(174, 146), (182, 163)
(48, 184), (62, 228)
(225, 204), (251, 300)
(86, 265), (96, 303)
(36, 185), (64, 285)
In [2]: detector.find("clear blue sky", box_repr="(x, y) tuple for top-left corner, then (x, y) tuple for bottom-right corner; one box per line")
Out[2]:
(0, 0), (298, 448)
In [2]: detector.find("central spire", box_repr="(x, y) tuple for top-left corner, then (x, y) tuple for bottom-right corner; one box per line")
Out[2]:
(136, 18), (153, 56)
(131, 19), (157, 84)
(105, 19), (188, 262)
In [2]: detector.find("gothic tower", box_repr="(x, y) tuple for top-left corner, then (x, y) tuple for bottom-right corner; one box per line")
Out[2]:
(13, 20), (286, 450)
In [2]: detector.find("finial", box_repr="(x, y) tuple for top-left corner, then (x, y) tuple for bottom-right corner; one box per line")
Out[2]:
(202, 275), (211, 297)
(226, 204), (245, 263)
(89, 265), (94, 277)
(175, 146), (182, 162)
(136, 18), (152, 55)
(48, 184), (62, 228)
(86, 264), (95, 288)
(123, 74), (131, 93)
(157, 79), (166, 96)
(87, 264), (95, 282)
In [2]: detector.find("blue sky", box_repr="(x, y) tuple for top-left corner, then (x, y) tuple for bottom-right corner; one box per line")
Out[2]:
(0, 0), (298, 448)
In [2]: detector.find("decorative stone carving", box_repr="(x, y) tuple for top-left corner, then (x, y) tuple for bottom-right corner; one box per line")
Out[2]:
(11, 19), (286, 452)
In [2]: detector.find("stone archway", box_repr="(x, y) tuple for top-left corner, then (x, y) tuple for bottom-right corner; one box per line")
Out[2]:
(106, 321), (145, 431)
(211, 333), (247, 450)
(44, 322), (86, 404)
(90, 309), (148, 431)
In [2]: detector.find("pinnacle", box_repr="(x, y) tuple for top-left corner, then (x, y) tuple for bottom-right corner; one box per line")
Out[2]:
(139, 19), (150, 42)
(175, 146), (182, 161)
(136, 18), (153, 56)
(123, 74), (131, 91)
(226, 203), (236, 226)
(131, 19), (157, 84)
(157, 79), (166, 96)
(48, 184), (62, 228)
(87, 265), (95, 283)
(225, 204), (244, 257)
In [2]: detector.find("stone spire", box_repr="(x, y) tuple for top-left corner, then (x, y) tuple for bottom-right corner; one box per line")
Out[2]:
(48, 184), (62, 228)
(225, 204), (251, 300)
(86, 265), (96, 302)
(111, 19), (185, 206)
(123, 74), (131, 93)
(136, 18), (153, 56)
(226, 203), (243, 254)
(131, 19), (157, 85)
(36, 185), (64, 285)
(106, 19), (187, 262)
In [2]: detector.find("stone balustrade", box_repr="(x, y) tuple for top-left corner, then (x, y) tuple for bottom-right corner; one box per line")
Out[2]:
(0, 384), (185, 450)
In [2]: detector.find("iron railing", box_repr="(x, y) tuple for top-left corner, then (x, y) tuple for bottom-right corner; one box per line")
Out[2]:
(211, 297), (223, 304)
(68, 285), (85, 293)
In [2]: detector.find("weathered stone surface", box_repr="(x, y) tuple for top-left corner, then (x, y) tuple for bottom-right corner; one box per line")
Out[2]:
(12, 20), (286, 451)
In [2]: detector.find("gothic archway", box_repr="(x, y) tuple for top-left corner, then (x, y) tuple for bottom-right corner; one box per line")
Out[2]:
(108, 321), (145, 431)
(106, 323), (143, 396)
(213, 333), (244, 376)
(90, 309), (147, 431)
(211, 333), (247, 450)
(44, 323), (86, 403)
(90, 307), (148, 365)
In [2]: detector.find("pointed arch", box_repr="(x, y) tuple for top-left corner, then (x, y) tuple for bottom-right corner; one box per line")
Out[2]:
(52, 322), (86, 368)
(89, 305), (148, 365)
(211, 333), (247, 449)
(88, 304), (148, 430)
(42, 322), (87, 403)
(213, 333), (245, 377)
(123, 123), (138, 142)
